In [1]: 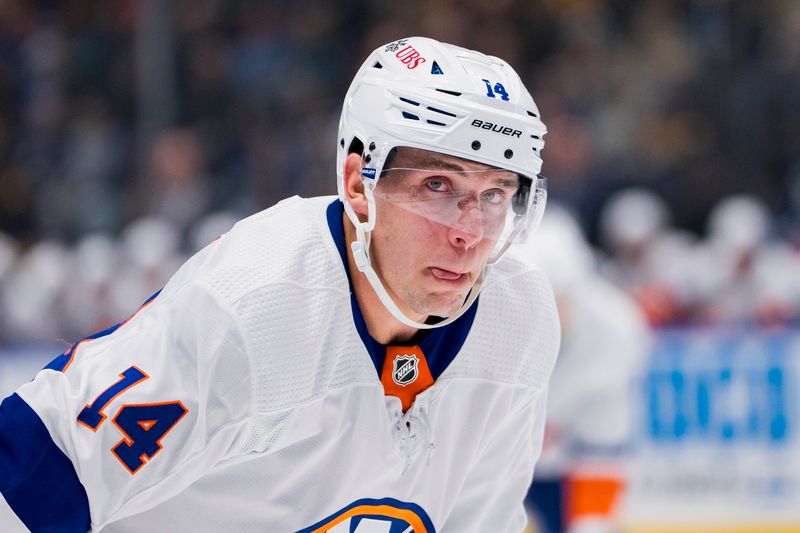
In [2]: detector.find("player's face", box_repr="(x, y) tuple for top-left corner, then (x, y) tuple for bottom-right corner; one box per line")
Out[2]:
(370, 148), (518, 319)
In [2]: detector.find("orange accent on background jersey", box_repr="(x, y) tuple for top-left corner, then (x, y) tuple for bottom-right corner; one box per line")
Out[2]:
(565, 473), (622, 525)
(380, 345), (434, 412)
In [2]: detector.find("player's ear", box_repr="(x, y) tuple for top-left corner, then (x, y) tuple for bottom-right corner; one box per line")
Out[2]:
(343, 152), (369, 219)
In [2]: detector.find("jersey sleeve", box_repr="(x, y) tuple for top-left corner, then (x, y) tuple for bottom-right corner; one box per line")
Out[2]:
(442, 387), (548, 533)
(0, 491), (29, 533)
(0, 280), (253, 532)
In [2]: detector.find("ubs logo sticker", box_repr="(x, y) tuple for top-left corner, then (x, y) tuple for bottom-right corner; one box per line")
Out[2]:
(394, 44), (426, 69)
(384, 39), (427, 69)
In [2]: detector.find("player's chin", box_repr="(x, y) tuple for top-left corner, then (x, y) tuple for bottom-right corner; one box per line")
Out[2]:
(419, 291), (469, 319)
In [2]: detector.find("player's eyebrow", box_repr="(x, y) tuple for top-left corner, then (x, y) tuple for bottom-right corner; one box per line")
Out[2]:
(387, 153), (519, 190)
(421, 160), (518, 190)
(493, 176), (520, 190)
(404, 157), (516, 180)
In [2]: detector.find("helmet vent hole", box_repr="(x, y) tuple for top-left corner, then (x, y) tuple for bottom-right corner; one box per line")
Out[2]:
(427, 119), (446, 126)
(471, 140), (481, 150)
(399, 97), (420, 106)
(427, 106), (456, 118)
(527, 110), (538, 117)
(435, 88), (462, 97)
(402, 111), (420, 121)
(530, 135), (540, 139)
(504, 149), (514, 159)
(372, 61), (383, 69)
(340, 138), (345, 147)
(369, 142), (376, 151)
(347, 138), (364, 156)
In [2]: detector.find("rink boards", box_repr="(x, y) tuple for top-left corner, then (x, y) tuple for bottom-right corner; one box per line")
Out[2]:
(623, 328), (800, 532)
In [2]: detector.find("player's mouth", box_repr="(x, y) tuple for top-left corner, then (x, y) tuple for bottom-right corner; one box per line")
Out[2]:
(429, 267), (470, 284)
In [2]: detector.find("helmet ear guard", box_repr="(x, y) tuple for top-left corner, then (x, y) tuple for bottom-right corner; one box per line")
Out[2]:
(336, 37), (547, 329)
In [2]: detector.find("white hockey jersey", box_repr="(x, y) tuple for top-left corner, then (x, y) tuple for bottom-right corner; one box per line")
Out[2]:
(537, 275), (649, 476)
(0, 196), (559, 533)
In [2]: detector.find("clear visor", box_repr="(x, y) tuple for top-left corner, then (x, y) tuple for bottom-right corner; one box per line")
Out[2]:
(370, 166), (547, 260)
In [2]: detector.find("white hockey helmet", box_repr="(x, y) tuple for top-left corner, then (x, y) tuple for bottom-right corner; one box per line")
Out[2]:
(337, 37), (547, 329)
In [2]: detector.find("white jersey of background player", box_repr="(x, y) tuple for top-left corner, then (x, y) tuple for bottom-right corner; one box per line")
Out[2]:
(0, 37), (559, 533)
(512, 206), (649, 533)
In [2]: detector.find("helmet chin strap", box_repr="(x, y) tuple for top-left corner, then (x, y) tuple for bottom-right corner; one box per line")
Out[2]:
(350, 230), (486, 330)
(347, 183), (486, 330)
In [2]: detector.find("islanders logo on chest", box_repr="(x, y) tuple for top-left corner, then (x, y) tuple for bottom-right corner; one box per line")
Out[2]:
(297, 497), (436, 532)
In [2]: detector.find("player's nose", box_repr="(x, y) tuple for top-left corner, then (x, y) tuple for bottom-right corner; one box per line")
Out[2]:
(448, 211), (484, 250)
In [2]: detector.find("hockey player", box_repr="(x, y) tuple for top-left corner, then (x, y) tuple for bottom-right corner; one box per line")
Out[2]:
(0, 37), (559, 532)
(513, 207), (649, 533)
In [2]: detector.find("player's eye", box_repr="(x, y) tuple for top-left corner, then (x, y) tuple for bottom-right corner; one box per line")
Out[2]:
(424, 178), (451, 193)
(481, 189), (506, 205)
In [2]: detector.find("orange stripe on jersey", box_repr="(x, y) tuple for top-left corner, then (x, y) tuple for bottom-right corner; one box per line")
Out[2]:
(309, 504), (429, 533)
(380, 345), (434, 412)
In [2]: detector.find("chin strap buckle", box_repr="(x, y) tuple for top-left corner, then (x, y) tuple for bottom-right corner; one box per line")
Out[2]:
(351, 241), (369, 272)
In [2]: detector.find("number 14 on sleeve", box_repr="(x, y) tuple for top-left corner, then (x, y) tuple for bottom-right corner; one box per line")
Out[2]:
(76, 366), (188, 475)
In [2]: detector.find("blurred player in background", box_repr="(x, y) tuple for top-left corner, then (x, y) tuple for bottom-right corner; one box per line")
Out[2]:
(0, 37), (559, 532)
(597, 188), (680, 326)
(693, 194), (800, 327)
(514, 206), (650, 533)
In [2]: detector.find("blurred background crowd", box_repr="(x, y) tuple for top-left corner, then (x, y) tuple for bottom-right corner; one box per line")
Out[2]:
(1, 0), (800, 343)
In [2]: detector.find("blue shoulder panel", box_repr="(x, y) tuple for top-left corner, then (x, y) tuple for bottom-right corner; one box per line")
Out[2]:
(44, 322), (123, 372)
(0, 393), (91, 532)
(45, 289), (162, 373)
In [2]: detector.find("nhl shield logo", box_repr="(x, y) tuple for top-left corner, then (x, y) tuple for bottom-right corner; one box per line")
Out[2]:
(392, 354), (419, 387)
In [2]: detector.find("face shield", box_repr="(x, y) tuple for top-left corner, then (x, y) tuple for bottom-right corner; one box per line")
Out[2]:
(367, 159), (547, 263)
(347, 146), (548, 330)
